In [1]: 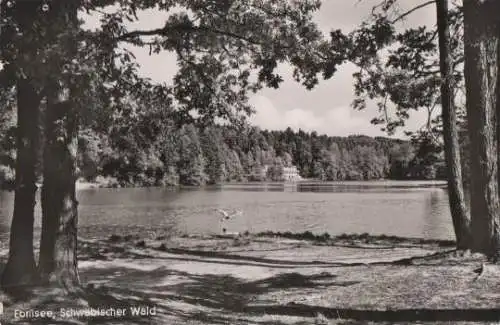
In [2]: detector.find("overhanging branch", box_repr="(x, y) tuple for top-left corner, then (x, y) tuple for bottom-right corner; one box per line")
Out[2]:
(116, 24), (264, 47)
(391, 0), (436, 24)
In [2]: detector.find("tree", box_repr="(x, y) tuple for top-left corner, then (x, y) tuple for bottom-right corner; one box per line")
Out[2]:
(325, 143), (341, 180)
(38, 0), (81, 287)
(1, 79), (41, 288)
(436, 0), (470, 249)
(462, 0), (500, 256)
(343, 0), (474, 251)
(0, 1), (44, 289)
(77, 129), (102, 181)
(408, 134), (442, 179)
(177, 124), (207, 186)
(201, 128), (225, 184)
(389, 142), (414, 179)
(223, 147), (244, 181)
(267, 158), (284, 181)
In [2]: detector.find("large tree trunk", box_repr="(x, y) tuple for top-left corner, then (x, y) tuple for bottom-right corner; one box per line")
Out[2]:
(1, 80), (41, 290)
(38, 90), (80, 288)
(463, 0), (500, 258)
(38, 0), (80, 289)
(0, 0), (44, 290)
(497, 20), (500, 201)
(436, 0), (471, 250)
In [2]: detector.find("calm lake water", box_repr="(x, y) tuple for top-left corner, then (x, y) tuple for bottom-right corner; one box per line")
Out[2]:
(0, 181), (455, 248)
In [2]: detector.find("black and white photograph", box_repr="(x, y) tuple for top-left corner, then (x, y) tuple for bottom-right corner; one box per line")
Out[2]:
(0, 0), (499, 324)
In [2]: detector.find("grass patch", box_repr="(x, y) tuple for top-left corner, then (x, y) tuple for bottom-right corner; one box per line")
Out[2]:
(255, 231), (456, 247)
(256, 231), (331, 242)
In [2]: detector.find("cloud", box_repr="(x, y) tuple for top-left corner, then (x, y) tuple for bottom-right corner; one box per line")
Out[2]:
(284, 109), (323, 131)
(325, 106), (368, 135)
(249, 95), (385, 137)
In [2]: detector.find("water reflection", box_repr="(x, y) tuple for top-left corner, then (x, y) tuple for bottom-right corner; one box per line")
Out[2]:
(422, 189), (453, 240)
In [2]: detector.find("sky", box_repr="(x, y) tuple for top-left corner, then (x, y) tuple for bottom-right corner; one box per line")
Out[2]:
(86, 1), (437, 138)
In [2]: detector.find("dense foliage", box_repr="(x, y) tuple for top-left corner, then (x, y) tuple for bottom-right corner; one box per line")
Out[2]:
(346, 1), (464, 136)
(73, 123), (445, 187)
(92, 126), (447, 186)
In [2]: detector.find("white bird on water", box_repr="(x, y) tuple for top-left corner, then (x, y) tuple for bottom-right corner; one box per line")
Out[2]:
(217, 208), (242, 221)
(216, 208), (242, 234)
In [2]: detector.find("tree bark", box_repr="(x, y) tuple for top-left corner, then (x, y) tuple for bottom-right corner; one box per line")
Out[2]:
(436, 0), (471, 250)
(463, 0), (500, 258)
(38, 0), (80, 289)
(497, 19), (500, 201)
(0, 0), (44, 290)
(38, 90), (80, 288)
(1, 80), (41, 290)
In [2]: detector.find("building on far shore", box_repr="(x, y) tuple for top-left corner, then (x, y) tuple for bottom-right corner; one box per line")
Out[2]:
(282, 166), (301, 182)
(248, 164), (302, 182)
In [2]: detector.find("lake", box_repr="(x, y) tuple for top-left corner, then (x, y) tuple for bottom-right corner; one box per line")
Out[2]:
(0, 181), (455, 248)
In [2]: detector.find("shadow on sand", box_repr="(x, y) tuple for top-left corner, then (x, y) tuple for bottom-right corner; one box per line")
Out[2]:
(76, 262), (500, 324)
(79, 267), (362, 324)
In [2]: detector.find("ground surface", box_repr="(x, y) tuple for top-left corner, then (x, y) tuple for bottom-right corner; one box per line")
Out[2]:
(1, 233), (500, 324)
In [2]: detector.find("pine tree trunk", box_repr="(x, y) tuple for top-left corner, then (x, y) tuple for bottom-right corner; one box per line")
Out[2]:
(38, 91), (80, 288)
(463, 0), (500, 257)
(1, 80), (41, 290)
(436, 0), (471, 249)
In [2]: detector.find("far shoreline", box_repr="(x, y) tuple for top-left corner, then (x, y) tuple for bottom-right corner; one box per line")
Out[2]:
(75, 178), (448, 190)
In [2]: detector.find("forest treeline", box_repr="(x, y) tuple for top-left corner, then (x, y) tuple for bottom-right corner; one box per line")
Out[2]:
(87, 127), (446, 186)
(0, 104), (444, 188)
